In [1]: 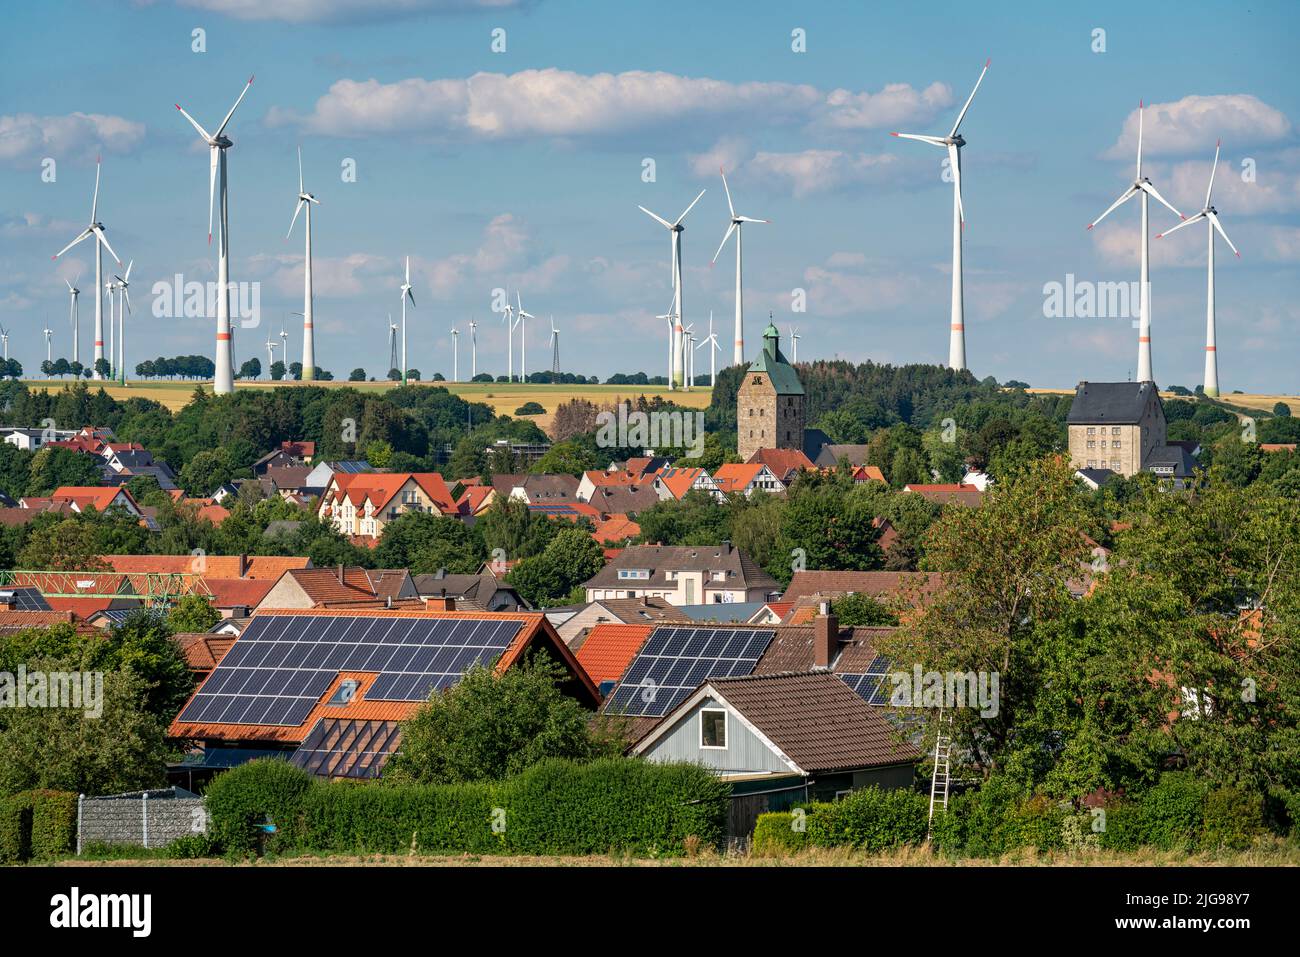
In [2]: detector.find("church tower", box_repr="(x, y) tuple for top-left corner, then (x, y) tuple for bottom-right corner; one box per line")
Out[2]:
(737, 321), (805, 461)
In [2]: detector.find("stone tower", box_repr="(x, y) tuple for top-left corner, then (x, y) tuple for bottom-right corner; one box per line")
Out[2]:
(737, 321), (805, 461)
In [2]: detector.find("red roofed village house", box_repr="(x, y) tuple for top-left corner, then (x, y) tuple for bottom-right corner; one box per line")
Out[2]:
(319, 472), (457, 540)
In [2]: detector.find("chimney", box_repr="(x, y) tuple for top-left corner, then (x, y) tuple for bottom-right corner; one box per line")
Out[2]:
(238, 553), (249, 577)
(337, 563), (345, 584)
(424, 595), (456, 612)
(0, 594), (15, 611)
(813, 600), (838, 669)
(722, 539), (731, 555)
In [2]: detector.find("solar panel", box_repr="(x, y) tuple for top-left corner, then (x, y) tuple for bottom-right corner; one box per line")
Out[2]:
(0, 587), (53, 611)
(176, 614), (527, 726)
(289, 717), (402, 779)
(839, 655), (893, 706)
(604, 626), (776, 718)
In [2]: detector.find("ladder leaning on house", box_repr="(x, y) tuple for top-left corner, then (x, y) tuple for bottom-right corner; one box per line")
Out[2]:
(927, 708), (954, 837)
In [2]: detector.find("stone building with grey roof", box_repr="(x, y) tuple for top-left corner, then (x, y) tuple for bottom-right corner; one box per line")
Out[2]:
(737, 322), (805, 462)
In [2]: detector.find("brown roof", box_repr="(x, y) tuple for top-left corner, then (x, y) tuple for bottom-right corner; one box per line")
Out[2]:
(104, 555), (311, 579)
(754, 624), (892, 675)
(204, 578), (276, 610)
(262, 465), (315, 491)
(782, 571), (945, 605)
(746, 448), (814, 481)
(903, 484), (984, 507)
(583, 543), (779, 594)
(172, 633), (237, 672)
(0, 609), (78, 632)
(584, 484), (661, 516)
(576, 623), (652, 685)
(590, 597), (692, 626)
(278, 566), (413, 606)
(656, 671), (918, 773)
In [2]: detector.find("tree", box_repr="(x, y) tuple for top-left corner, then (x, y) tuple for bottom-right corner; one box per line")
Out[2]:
(773, 472), (883, 584)
(404, 368), (420, 382)
(505, 527), (605, 607)
(237, 357), (261, 380)
(530, 441), (597, 476)
(830, 592), (900, 627)
(1274, 402), (1292, 417)
(25, 446), (101, 496)
(349, 368), (367, 382)
(94, 358), (111, 379)
(179, 447), (235, 496)
(387, 367), (402, 381)
(1, 359), (22, 380)
(270, 360), (286, 381)
(515, 401), (545, 415)
(364, 439), (394, 469)
(374, 511), (485, 575)
(384, 654), (623, 785)
(289, 361), (303, 380)
(446, 436), (486, 481)
(17, 518), (111, 570)
(167, 594), (221, 635)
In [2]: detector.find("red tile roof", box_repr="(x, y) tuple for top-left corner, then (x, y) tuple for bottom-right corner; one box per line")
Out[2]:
(747, 448), (814, 481)
(576, 623), (652, 685)
(104, 555), (311, 580)
(204, 578), (276, 609)
(51, 486), (139, 513)
(326, 472), (457, 515)
(654, 467), (706, 499)
(592, 515), (640, 544)
(781, 571), (946, 606)
(712, 463), (770, 494)
(0, 610), (78, 631)
(173, 633), (237, 672)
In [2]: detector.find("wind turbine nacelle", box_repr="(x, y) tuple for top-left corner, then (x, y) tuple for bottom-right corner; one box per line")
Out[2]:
(950, 134), (966, 147)
(214, 135), (233, 149)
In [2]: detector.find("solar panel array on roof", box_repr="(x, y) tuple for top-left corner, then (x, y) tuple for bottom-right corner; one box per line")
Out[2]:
(176, 614), (525, 726)
(839, 655), (892, 706)
(604, 626), (775, 718)
(528, 504), (581, 516)
(289, 717), (401, 779)
(0, 587), (52, 611)
(333, 461), (372, 473)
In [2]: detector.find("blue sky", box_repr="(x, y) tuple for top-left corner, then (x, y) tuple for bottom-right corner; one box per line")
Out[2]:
(2, 0), (1297, 392)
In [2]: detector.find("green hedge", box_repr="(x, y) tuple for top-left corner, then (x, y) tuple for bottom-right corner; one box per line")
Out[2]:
(1201, 787), (1265, 851)
(0, 790), (77, 863)
(207, 757), (728, 858)
(806, 787), (929, 852)
(0, 794), (33, 863)
(752, 810), (809, 856)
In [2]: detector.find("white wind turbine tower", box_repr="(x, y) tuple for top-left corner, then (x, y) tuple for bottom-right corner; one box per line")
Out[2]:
(549, 316), (560, 375)
(696, 310), (721, 388)
(501, 297), (518, 382)
(287, 146), (320, 381)
(683, 324), (696, 389)
(65, 275), (82, 366)
(399, 257), (415, 384)
(450, 325), (459, 382)
(1087, 100), (1184, 384)
(892, 58), (990, 372)
(469, 318), (478, 379)
(387, 314), (399, 378)
(278, 320), (289, 374)
(104, 278), (117, 377)
(264, 332), (277, 379)
(0, 326), (8, 361)
(656, 295), (677, 385)
(789, 325), (801, 364)
(1156, 139), (1240, 397)
(712, 168), (769, 366)
(44, 325), (53, 365)
(516, 292), (535, 384)
(176, 75), (255, 395)
(53, 158), (120, 378)
(113, 260), (132, 385)
(640, 189), (706, 389)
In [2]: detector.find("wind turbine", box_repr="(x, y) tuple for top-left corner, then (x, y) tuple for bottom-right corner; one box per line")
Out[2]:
(450, 325), (459, 382)
(278, 319), (289, 374)
(43, 325), (53, 365)
(549, 316), (560, 375)
(1156, 140), (1240, 397)
(113, 260), (132, 385)
(384, 312), (395, 374)
(656, 294), (677, 385)
(501, 296), (517, 382)
(469, 318), (478, 379)
(696, 310), (721, 388)
(1087, 100), (1184, 384)
(175, 75), (255, 394)
(789, 325), (800, 364)
(712, 168), (769, 365)
(65, 275), (81, 366)
(264, 331), (277, 379)
(0, 326), (8, 361)
(516, 292), (535, 384)
(891, 58), (990, 372)
(399, 257), (415, 384)
(53, 157), (120, 378)
(683, 324), (696, 389)
(104, 278), (117, 377)
(287, 146), (320, 380)
(640, 189), (706, 389)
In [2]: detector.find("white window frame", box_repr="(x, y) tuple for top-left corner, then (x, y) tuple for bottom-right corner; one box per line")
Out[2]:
(699, 708), (728, 750)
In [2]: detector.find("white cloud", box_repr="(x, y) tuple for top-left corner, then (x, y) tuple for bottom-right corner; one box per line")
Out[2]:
(0, 112), (145, 167)
(268, 69), (951, 143)
(1090, 218), (1203, 268)
(247, 251), (390, 298)
(800, 254), (926, 318)
(1162, 154), (1300, 215)
(170, 0), (524, 24)
(1104, 94), (1292, 160)
(1256, 225), (1300, 263)
(745, 149), (912, 198)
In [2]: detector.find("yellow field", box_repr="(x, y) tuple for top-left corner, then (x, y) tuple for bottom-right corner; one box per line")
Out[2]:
(20, 379), (714, 434)
(1025, 387), (1299, 411)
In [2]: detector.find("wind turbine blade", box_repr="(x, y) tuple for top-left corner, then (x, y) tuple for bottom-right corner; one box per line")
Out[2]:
(948, 143), (964, 222)
(406, 289), (416, 307)
(1087, 186), (1138, 229)
(638, 205), (672, 229)
(720, 167), (736, 218)
(674, 189), (706, 225)
(175, 104), (212, 142)
(1154, 212), (1205, 239)
(712, 221), (737, 264)
(949, 58), (990, 137)
(91, 157), (101, 223)
(123, 287), (132, 314)
(53, 228), (94, 259)
(124, 259), (132, 282)
(1208, 211), (1240, 257)
(1206, 140), (1221, 207)
(737, 215), (769, 224)
(1140, 180), (1183, 219)
(287, 198), (304, 238)
(215, 75), (254, 139)
(208, 146), (218, 243)
(404, 256), (410, 283)
(297, 145), (304, 194)
(891, 132), (947, 146)
(92, 226), (121, 264)
(65, 277), (75, 292)
(1135, 100), (1144, 179)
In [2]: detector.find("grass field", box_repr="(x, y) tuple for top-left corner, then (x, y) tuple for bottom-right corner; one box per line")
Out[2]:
(19, 379), (714, 435)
